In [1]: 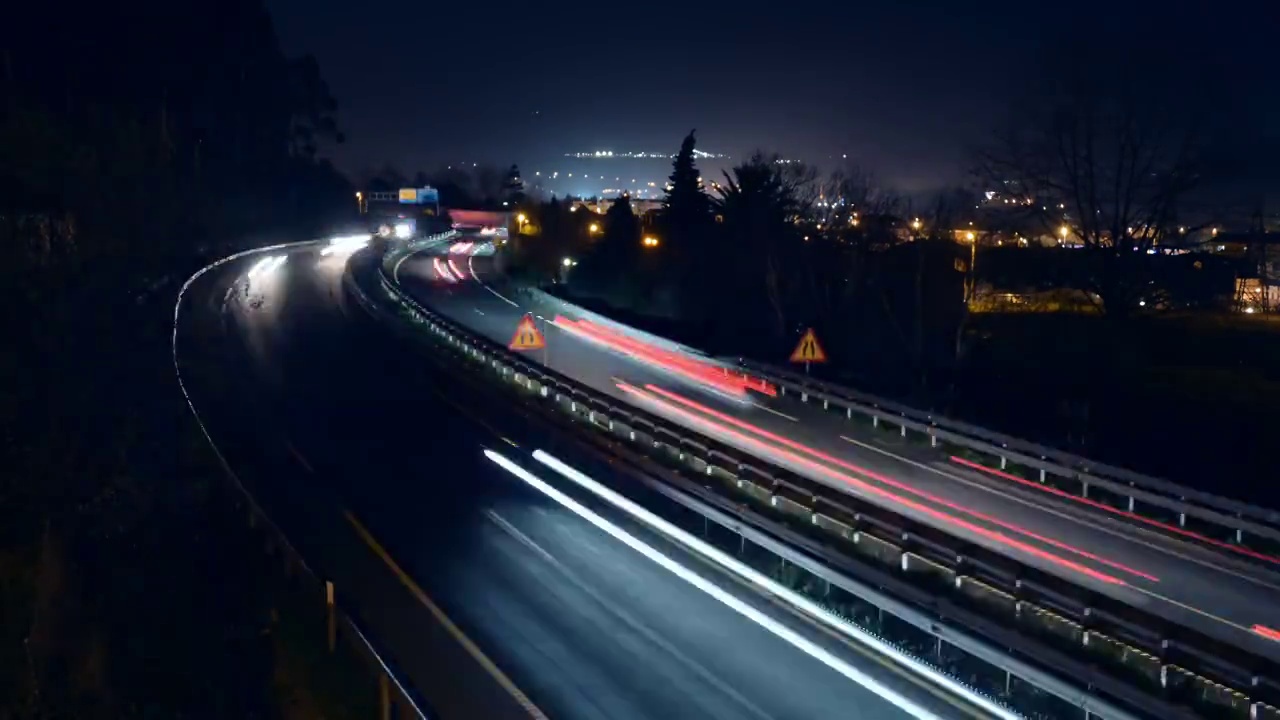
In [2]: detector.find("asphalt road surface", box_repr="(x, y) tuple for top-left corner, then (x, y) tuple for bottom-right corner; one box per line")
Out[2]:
(174, 241), (965, 720)
(392, 239), (1280, 662)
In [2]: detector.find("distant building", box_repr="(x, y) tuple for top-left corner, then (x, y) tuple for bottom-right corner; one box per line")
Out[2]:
(570, 196), (663, 219)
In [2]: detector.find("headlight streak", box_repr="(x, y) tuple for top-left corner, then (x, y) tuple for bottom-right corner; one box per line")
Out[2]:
(247, 254), (286, 280)
(484, 449), (975, 720)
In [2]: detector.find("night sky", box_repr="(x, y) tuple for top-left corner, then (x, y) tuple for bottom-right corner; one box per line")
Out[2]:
(268, 1), (1273, 197)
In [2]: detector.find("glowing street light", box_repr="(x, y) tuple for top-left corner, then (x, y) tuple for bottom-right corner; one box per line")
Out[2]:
(964, 231), (976, 243)
(562, 257), (576, 267)
(1059, 225), (1069, 240)
(911, 218), (922, 231)
(642, 236), (660, 248)
(517, 213), (527, 224)
(589, 222), (600, 234)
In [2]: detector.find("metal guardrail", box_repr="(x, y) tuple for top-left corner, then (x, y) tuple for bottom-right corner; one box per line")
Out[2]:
(519, 284), (1280, 563)
(174, 242), (429, 720)
(730, 359), (1280, 560)
(360, 244), (1280, 720)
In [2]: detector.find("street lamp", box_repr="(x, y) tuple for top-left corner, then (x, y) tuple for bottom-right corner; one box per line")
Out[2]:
(1059, 225), (1069, 242)
(589, 222), (600, 235)
(965, 231), (976, 243)
(517, 213), (527, 224)
(642, 236), (659, 248)
(911, 218), (922, 232)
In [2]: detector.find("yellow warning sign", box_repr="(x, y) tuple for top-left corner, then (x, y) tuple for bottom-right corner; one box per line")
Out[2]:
(508, 314), (546, 351)
(789, 328), (827, 364)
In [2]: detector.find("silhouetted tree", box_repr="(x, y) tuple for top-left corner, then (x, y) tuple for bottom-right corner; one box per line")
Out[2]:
(0, 2), (354, 715)
(975, 47), (1209, 317)
(573, 197), (645, 304)
(712, 153), (814, 338)
(503, 164), (527, 205)
(662, 130), (713, 236)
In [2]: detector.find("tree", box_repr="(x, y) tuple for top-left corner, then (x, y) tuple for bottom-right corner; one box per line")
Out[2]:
(662, 130), (713, 236)
(799, 164), (901, 353)
(503, 164), (527, 205)
(286, 54), (344, 160)
(713, 152), (815, 338)
(574, 196), (644, 306)
(1, 1), (356, 715)
(975, 49), (1207, 317)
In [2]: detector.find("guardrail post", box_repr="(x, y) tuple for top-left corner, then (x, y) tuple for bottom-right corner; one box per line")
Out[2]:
(379, 672), (391, 720)
(325, 580), (336, 653)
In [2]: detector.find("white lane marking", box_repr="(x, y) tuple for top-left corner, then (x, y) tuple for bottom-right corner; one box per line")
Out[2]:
(753, 402), (798, 422)
(484, 509), (776, 720)
(837, 434), (1280, 594)
(474, 308), (486, 316)
(468, 254), (519, 307)
(347, 512), (549, 719)
(392, 251), (416, 285)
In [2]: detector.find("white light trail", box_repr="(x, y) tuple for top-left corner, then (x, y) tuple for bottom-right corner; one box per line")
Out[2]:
(485, 449), (979, 720)
(529, 449), (1020, 720)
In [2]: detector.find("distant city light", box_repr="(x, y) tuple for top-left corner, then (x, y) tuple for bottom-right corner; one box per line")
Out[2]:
(565, 149), (729, 159)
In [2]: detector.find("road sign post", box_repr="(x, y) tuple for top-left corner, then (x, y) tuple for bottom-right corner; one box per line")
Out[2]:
(508, 314), (547, 363)
(325, 580), (335, 653)
(789, 328), (828, 374)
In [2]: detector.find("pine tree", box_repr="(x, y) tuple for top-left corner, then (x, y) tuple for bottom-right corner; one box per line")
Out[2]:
(661, 130), (711, 233)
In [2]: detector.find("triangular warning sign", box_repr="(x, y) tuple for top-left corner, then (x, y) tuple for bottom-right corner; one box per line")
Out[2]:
(789, 328), (827, 363)
(508, 314), (546, 351)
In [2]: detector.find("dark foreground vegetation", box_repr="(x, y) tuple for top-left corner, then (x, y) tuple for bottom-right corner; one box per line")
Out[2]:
(2, 2), (367, 716)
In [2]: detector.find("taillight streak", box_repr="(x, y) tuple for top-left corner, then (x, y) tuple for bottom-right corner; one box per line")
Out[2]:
(1254, 625), (1280, 642)
(949, 456), (1280, 568)
(557, 316), (773, 397)
(432, 257), (457, 282)
(643, 384), (1157, 582)
(617, 381), (1127, 585)
(576, 319), (776, 396)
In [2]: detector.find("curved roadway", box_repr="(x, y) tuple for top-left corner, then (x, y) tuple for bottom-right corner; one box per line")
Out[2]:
(393, 239), (1280, 663)
(174, 241), (964, 720)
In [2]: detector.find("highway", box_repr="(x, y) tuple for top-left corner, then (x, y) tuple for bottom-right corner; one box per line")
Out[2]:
(174, 240), (970, 720)
(393, 238), (1280, 662)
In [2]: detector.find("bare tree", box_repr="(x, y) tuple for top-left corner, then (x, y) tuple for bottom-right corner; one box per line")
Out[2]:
(827, 164), (902, 219)
(801, 164), (902, 343)
(975, 50), (1207, 316)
